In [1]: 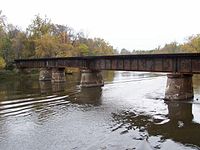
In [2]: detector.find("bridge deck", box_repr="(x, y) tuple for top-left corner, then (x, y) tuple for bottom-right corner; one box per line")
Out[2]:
(15, 53), (200, 74)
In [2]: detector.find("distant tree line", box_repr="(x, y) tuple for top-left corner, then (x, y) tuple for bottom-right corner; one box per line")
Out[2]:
(1, 11), (200, 70)
(0, 11), (116, 69)
(120, 35), (200, 55)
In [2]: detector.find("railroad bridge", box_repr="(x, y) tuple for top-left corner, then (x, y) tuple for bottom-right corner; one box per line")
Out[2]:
(15, 53), (200, 101)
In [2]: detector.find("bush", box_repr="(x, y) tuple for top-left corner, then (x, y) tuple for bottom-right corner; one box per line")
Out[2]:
(0, 57), (6, 70)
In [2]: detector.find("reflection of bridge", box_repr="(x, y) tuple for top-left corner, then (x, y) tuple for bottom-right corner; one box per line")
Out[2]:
(15, 53), (200, 100)
(112, 101), (200, 147)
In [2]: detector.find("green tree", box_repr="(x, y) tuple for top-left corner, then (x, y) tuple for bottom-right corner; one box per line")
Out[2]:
(181, 35), (200, 52)
(35, 34), (59, 57)
(26, 15), (54, 58)
(56, 43), (74, 57)
(78, 43), (89, 56)
(27, 15), (53, 38)
(1, 37), (12, 64)
(83, 38), (114, 56)
(0, 57), (5, 69)
(11, 31), (26, 59)
(152, 42), (181, 54)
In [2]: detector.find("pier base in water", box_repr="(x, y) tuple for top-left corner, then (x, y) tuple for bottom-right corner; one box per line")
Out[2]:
(165, 74), (193, 100)
(39, 68), (52, 81)
(167, 102), (193, 121)
(51, 68), (66, 82)
(80, 70), (104, 87)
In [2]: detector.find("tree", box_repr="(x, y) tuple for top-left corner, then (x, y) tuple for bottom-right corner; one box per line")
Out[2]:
(84, 38), (114, 56)
(35, 34), (59, 57)
(26, 15), (55, 58)
(120, 48), (131, 55)
(1, 37), (12, 64)
(0, 10), (6, 34)
(11, 31), (27, 59)
(56, 43), (74, 57)
(52, 24), (75, 44)
(27, 15), (53, 38)
(0, 56), (6, 69)
(158, 42), (181, 53)
(78, 43), (89, 56)
(181, 35), (200, 52)
(0, 10), (7, 56)
(0, 12), (116, 70)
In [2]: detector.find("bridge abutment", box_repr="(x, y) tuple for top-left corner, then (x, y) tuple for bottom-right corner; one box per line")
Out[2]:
(80, 70), (104, 87)
(51, 68), (66, 82)
(39, 68), (52, 81)
(165, 74), (193, 100)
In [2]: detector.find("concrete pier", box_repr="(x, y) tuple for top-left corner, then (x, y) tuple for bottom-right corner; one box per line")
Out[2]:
(39, 68), (52, 81)
(80, 70), (104, 87)
(165, 74), (193, 100)
(167, 102), (193, 122)
(51, 68), (66, 82)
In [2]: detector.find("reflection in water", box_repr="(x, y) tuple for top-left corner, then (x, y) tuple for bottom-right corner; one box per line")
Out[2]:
(1, 71), (200, 150)
(39, 81), (52, 94)
(0, 74), (40, 100)
(167, 101), (193, 122)
(69, 87), (102, 106)
(39, 81), (67, 94)
(40, 79), (102, 105)
(149, 102), (200, 147)
(52, 82), (66, 93)
(111, 101), (200, 147)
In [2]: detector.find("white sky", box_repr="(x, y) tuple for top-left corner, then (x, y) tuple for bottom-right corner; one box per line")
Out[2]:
(1, 0), (200, 50)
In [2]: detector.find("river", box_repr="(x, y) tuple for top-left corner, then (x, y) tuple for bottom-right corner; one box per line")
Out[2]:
(0, 71), (200, 150)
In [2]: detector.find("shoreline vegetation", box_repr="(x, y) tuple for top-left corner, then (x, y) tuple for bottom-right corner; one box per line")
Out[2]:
(0, 10), (200, 73)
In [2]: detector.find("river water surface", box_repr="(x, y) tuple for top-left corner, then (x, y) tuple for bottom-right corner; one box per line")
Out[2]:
(0, 71), (200, 150)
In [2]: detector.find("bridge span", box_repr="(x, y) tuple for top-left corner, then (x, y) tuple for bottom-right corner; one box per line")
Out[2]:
(15, 53), (200, 101)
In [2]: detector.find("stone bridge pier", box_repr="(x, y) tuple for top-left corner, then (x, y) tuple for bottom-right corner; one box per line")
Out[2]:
(39, 68), (52, 81)
(39, 68), (66, 82)
(165, 74), (193, 100)
(39, 68), (194, 101)
(80, 70), (104, 87)
(39, 68), (104, 87)
(51, 68), (66, 82)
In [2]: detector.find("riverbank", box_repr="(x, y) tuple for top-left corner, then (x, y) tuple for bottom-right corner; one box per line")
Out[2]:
(0, 67), (80, 81)
(0, 69), (38, 81)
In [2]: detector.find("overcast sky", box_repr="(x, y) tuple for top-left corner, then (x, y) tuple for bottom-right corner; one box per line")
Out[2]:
(1, 0), (200, 50)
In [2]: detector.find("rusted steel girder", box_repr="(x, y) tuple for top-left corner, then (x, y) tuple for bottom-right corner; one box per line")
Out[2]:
(14, 53), (200, 74)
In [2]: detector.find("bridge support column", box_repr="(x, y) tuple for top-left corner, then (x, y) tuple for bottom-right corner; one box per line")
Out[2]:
(80, 70), (104, 87)
(51, 68), (66, 82)
(167, 102), (193, 122)
(39, 68), (52, 81)
(165, 74), (193, 100)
